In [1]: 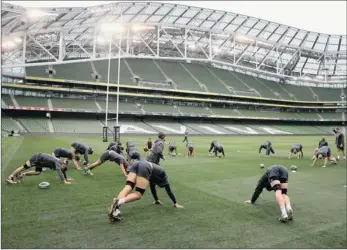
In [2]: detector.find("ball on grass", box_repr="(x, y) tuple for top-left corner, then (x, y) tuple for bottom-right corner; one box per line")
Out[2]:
(39, 182), (50, 189)
(260, 164), (264, 169)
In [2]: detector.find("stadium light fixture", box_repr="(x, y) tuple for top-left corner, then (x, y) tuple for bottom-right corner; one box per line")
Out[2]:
(131, 24), (155, 32)
(235, 35), (253, 43)
(213, 46), (222, 53)
(100, 23), (125, 34)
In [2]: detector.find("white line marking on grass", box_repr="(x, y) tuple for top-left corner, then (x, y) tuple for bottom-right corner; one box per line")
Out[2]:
(1, 137), (25, 174)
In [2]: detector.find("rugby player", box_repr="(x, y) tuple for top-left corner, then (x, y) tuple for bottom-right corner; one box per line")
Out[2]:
(71, 141), (93, 165)
(334, 128), (345, 160)
(245, 165), (293, 222)
(258, 141), (275, 156)
(186, 142), (196, 157)
(107, 160), (183, 222)
(126, 141), (141, 163)
(147, 132), (166, 164)
(182, 130), (189, 143)
(208, 141), (225, 157)
(143, 138), (153, 156)
(107, 141), (124, 155)
(6, 153), (72, 184)
(311, 146), (337, 168)
(83, 150), (129, 177)
(288, 144), (304, 159)
(53, 148), (81, 170)
(318, 136), (328, 148)
(168, 141), (177, 156)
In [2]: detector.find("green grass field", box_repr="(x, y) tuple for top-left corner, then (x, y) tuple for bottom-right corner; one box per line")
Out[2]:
(1, 135), (346, 249)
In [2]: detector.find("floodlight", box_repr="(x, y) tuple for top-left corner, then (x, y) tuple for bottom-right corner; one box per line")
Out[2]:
(189, 43), (197, 50)
(235, 35), (253, 43)
(213, 46), (221, 53)
(13, 37), (22, 43)
(97, 36), (107, 45)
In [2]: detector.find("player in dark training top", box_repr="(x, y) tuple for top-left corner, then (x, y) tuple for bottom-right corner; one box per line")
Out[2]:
(71, 142), (93, 166)
(311, 146), (337, 168)
(186, 142), (196, 157)
(245, 165), (293, 222)
(107, 141), (124, 155)
(126, 141), (141, 163)
(288, 144), (304, 159)
(209, 141), (225, 157)
(143, 138), (152, 157)
(259, 141), (275, 156)
(147, 132), (166, 165)
(53, 148), (81, 169)
(107, 160), (183, 222)
(318, 136), (328, 148)
(6, 153), (72, 185)
(182, 129), (189, 143)
(83, 150), (129, 177)
(334, 127), (345, 160)
(168, 142), (177, 156)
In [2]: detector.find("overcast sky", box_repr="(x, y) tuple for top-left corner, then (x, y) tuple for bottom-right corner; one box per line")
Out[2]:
(3, 1), (346, 35)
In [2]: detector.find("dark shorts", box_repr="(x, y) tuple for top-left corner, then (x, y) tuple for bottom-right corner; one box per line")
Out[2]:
(268, 166), (288, 183)
(29, 153), (43, 172)
(337, 145), (344, 151)
(100, 151), (110, 163)
(216, 147), (223, 152)
(130, 152), (141, 160)
(188, 147), (194, 152)
(127, 161), (152, 180)
(169, 146), (176, 152)
(326, 148), (332, 158)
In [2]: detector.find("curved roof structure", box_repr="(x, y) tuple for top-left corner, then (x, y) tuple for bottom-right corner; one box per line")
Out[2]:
(1, 2), (346, 84)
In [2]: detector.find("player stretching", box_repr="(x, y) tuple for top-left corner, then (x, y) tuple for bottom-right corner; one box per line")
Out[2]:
(6, 153), (71, 184)
(107, 141), (124, 155)
(126, 141), (141, 163)
(168, 142), (177, 156)
(259, 141), (275, 156)
(311, 146), (337, 168)
(288, 144), (304, 159)
(147, 132), (166, 165)
(143, 138), (152, 157)
(71, 142), (93, 166)
(186, 142), (196, 157)
(334, 128), (345, 160)
(209, 141), (225, 157)
(53, 148), (81, 169)
(318, 136), (328, 148)
(83, 150), (129, 177)
(182, 130), (189, 143)
(107, 160), (183, 222)
(245, 165), (293, 222)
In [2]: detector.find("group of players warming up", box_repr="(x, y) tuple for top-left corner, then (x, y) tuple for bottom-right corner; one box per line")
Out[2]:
(6, 127), (345, 223)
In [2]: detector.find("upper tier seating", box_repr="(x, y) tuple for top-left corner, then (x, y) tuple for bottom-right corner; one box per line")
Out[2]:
(15, 96), (48, 107)
(51, 98), (98, 110)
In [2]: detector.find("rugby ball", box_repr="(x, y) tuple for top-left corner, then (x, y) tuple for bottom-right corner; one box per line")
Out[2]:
(260, 164), (265, 169)
(290, 165), (298, 171)
(39, 182), (50, 189)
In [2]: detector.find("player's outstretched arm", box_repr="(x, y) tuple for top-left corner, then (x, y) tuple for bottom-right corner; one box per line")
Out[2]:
(311, 157), (317, 167)
(245, 182), (264, 204)
(164, 184), (183, 208)
(150, 183), (161, 204)
(119, 163), (128, 177)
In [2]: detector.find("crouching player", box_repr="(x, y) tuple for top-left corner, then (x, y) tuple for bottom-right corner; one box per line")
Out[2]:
(186, 142), (196, 157)
(83, 150), (129, 177)
(107, 160), (183, 222)
(143, 138), (152, 157)
(168, 141), (177, 156)
(126, 141), (141, 163)
(71, 141), (93, 166)
(245, 165), (293, 222)
(259, 141), (275, 156)
(288, 144), (304, 159)
(311, 146), (337, 168)
(107, 141), (124, 155)
(6, 153), (72, 184)
(53, 148), (81, 169)
(209, 141), (225, 157)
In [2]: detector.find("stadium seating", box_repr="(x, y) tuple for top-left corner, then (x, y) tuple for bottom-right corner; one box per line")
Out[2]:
(97, 100), (140, 113)
(281, 84), (316, 101)
(2, 95), (13, 106)
(52, 118), (103, 133)
(17, 117), (49, 132)
(146, 122), (202, 135)
(93, 59), (135, 85)
(178, 105), (212, 115)
(319, 112), (343, 120)
(210, 108), (242, 116)
(15, 96), (48, 107)
(311, 87), (343, 101)
(142, 103), (178, 113)
(126, 59), (166, 83)
(1, 117), (21, 132)
(51, 98), (98, 110)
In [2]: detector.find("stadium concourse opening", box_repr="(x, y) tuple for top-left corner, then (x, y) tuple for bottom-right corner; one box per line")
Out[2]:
(1, 1), (346, 249)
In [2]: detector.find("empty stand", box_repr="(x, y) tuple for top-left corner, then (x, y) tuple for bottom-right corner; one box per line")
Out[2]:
(51, 98), (98, 110)
(311, 87), (343, 101)
(319, 112), (343, 120)
(52, 118), (103, 133)
(15, 96), (48, 107)
(1, 117), (21, 132)
(17, 117), (49, 132)
(93, 59), (134, 85)
(210, 108), (241, 116)
(2, 95), (13, 106)
(126, 59), (166, 83)
(281, 84), (316, 101)
(142, 103), (178, 113)
(97, 100), (140, 113)
(178, 105), (211, 115)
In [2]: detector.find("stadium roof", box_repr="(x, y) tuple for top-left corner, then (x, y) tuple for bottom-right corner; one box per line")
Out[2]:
(1, 1), (346, 82)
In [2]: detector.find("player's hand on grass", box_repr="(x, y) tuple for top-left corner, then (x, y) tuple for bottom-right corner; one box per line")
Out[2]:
(244, 200), (252, 204)
(154, 200), (162, 205)
(174, 203), (183, 208)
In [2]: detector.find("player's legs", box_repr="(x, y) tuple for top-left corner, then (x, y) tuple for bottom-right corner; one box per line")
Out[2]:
(7, 160), (31, 184)
(87, 160), (103, 170)
(280, 182), (293, 220)
(270, 179), (288, 222)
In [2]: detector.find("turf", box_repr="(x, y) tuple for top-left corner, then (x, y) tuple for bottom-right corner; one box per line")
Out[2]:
(1, 135), (346, 248)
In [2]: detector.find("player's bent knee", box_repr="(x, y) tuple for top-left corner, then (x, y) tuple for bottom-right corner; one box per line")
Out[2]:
(270, 180), (280, 187)
(126, 180), (135, 189)
(273, 184), (281, 192)
(135, 187), (146, 195)
(23, 163), (30, 169)
(281, 188), (288, 195)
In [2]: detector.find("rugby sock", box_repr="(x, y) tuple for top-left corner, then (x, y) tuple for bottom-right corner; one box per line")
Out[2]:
(118, 198), (126, 206)
(285, 202), (292, 211)
(280, 206), (288, 217)
(337, 156), (340, 160)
